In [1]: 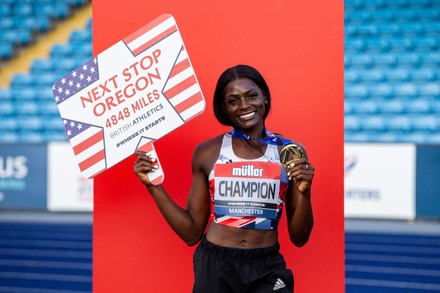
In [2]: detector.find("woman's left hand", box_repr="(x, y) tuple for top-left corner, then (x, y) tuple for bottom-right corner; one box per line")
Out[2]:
(287, 158), (314, 195)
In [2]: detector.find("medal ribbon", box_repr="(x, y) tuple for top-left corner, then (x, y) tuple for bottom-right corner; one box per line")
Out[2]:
(230, 128), (292, 146)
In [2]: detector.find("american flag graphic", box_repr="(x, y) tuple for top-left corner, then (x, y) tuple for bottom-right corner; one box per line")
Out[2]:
(53, 14), (205, 179)
(53, 58), (106, 178)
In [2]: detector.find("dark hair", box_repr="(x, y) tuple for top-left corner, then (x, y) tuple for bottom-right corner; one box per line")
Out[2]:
(213, 64), (271, 126)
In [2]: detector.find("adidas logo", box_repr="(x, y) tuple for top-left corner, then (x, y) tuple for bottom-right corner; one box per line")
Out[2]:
(273, 278), (286, 290)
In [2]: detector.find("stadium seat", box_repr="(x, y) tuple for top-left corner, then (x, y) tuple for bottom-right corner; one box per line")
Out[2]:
(0, 102), (15, 116)
(11, 73), (35, 87)
(419, 83), (440, 98)
(386, 116), (412, 132)
(0, 89), (13, 100)
(352, 100), (379, 114)
(0, 131), (19, 143)
(18, 131), (45, 143)
(411, 115), (438, 131)
(345, 115), (361, 132)
(345, 84), (370, 100)
(383, 68), (410, 82)
(361, 115), (387, 131)
(407, 99), (432, 114)
(380, 100), (406, 114)
(0, 118), (18, 131)
(14, 101), (40, 115)
(368, 83), (394, 99)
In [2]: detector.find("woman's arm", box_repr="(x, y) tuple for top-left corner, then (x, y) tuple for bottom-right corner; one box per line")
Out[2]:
(133, 142), (215, 246)
(284, 148), (315, 247)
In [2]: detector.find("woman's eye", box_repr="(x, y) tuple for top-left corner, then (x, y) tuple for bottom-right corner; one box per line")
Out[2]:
(227, 99), (238, 105)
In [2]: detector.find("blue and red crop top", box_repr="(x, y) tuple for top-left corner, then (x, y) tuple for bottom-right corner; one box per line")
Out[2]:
(209, 132), (289, 230)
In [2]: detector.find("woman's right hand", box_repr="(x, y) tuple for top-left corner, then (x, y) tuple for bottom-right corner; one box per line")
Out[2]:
(133, 150), (159, 186)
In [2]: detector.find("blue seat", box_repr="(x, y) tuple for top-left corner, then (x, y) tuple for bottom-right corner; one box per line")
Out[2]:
(345, 84), (370, 100)
(380, 100), (406, 114)
(376, 23), (401, 36)
(350, 54), (373, 68)
(407, 99), (432, 114)
(361, 69), (385, 82)
(369, 83), (394, 99)
(0, 102), (15, 116)
(51, 44), (73, 57)
(35, 86), (55, 100)
(345, 115), (361, 131)
(353, 100), (379, 114)
(411, 115), (438, 131)
(410, 68), (436, 81)
(419, 83), (440, 98)
(0, 118), (17, 131)
(372, 54), (397, 68)
(45, 116), (65, 131)
(0, 17), (13, 30)
(361, 115), (387, 131)
(401, 132), (430, 144)
(14, 101), (39, 115)
(0, 131), (19, 143)
(344, 101), (354, 115)
(18, 131), (45, 143)
(386, 116), (412, 132)
(11, 73), (35, 87)
(31, 59), (54, 72)
(11, 88), (37, 100)
(0, 89), (13, 100)
(34, 72), (57, 86)
(0, 43), (14, 59)
(383, 68), (410, 82)
(16, 116), (44, 131)
(39, 101), (59, 115)
(394, 83), (418, 98)
(421, 52), (440, 66)
(345, 69), (361, 83)
(43, 131), (67, 141)
(12, 4), (32, 16)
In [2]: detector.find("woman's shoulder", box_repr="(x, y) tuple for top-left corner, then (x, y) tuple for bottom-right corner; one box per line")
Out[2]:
(193, 134), (224, 158)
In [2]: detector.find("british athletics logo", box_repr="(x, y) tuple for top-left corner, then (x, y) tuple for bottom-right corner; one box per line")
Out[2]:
(53, 14), (205, 178)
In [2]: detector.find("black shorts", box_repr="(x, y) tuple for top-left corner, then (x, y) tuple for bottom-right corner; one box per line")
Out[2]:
(193, 236), (294, 293)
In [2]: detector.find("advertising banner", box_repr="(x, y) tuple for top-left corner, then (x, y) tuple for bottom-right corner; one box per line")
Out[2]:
(53, 14), (205, 179)
(345, 143), (416, 219)
(47, 142), (93, 211)
(0, 144), (47, 209)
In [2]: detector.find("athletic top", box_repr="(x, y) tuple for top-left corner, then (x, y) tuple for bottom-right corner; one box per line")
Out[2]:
(209, 132), (289, 230)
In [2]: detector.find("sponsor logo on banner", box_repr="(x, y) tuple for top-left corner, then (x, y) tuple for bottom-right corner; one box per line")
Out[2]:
(0, 145), (47, 209)
(53, 14), (205, 178)
(344, 143), (416, 220)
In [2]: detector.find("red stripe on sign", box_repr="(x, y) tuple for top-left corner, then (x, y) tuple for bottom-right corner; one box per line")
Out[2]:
(124, 14), (172, 44)
(79, 149), (105, 171)
(164, 75), (197, 99)
(169, 58), (190, 78)
(131, 26), (177, 56)
(73, 131), (103, 155)
(174, 91), (203, 113)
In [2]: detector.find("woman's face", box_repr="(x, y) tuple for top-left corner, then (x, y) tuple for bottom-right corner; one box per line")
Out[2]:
(223, 78), (267, 133)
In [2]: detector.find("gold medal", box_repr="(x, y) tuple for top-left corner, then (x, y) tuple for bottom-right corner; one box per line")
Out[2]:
(280, 143), (304, 169)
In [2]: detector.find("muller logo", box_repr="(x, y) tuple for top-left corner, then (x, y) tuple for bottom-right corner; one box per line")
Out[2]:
(232, 165), (264, 177)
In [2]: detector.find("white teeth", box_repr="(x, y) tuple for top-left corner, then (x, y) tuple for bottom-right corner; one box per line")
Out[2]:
(240, 112), (255, 119)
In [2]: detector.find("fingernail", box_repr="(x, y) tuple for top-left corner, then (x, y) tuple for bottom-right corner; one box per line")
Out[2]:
(287, 171), (291, 177)
(153, 165), (159, 170)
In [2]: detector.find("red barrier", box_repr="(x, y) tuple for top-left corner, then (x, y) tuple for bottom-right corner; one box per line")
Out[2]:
(93, 1), (344, 292)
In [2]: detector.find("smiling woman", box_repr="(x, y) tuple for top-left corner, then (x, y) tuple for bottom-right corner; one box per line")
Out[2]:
(133, 64), (315, 292)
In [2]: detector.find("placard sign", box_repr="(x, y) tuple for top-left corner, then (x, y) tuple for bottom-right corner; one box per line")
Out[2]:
(53, 14), (205, 179)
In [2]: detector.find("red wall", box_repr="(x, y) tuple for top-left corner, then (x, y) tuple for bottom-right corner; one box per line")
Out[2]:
(93, 1), (345, 292)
